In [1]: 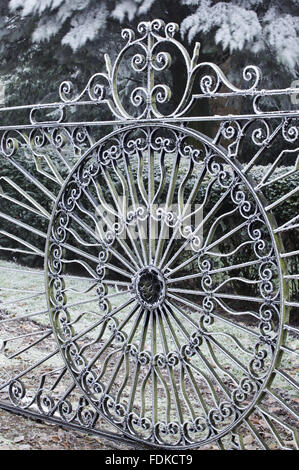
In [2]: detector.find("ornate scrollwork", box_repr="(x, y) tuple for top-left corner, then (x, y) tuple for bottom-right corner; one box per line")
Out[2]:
(45, 122), (283, 448)
(54, 19), (269, 122)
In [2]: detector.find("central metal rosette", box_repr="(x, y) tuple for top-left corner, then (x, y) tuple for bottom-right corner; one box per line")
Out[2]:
(132, 266), (166, 309)
(46, 124), (283, 448)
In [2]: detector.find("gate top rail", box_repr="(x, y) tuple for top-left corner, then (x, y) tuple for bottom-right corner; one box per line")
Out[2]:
(0, 19), (298, 130)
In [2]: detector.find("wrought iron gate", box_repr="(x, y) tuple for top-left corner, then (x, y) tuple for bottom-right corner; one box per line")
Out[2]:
(0, 20), (298, 450)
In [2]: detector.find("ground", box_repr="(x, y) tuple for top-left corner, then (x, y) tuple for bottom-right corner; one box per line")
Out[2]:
(0, 407), (133, 450)
(0, 261), (298, 450)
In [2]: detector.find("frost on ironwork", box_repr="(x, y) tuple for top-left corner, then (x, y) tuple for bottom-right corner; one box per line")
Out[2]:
(0, 19), (298, 450)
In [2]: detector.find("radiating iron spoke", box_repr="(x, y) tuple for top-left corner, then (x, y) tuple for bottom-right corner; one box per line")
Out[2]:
(161, 183), (234, 273)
